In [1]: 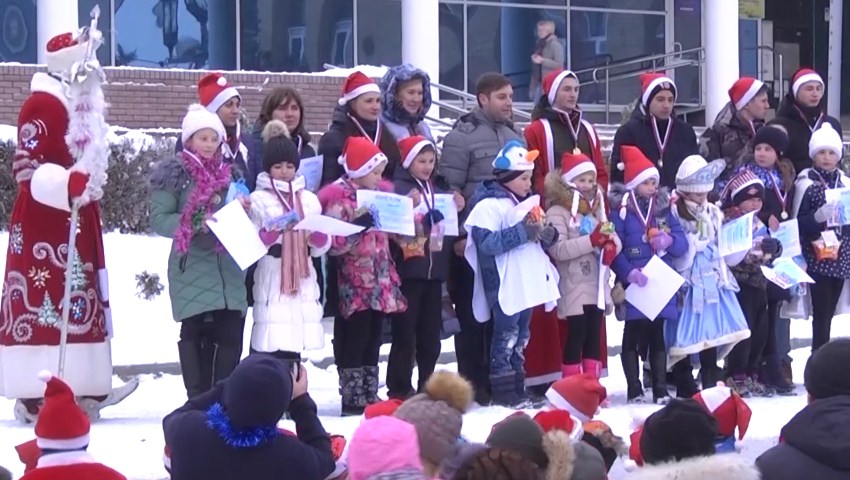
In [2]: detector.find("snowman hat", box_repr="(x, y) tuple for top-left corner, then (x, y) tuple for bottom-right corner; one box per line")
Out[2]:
(492, 140), (538, 172)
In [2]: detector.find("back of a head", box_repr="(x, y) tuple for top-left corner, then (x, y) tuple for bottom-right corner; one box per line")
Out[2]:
(347, 416), (423, 480)
(262, 119), (300, 172)
(475, 73), (512, 106)
(222, 354), (292, 429)
(640, 398), (718, 465)
(0, 465), (11, 480)
(805, 338), (850, 400)
(452, 448), (544, 480)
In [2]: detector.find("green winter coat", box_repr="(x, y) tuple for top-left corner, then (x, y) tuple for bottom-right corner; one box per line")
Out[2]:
(149, 155), (247, 322)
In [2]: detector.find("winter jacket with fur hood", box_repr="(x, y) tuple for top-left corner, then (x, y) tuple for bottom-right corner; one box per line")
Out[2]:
(699, 102), (765, 184)
(380, 64), (435, 143)
(544, 171), (621, 318)
(624, 453), (761, 480)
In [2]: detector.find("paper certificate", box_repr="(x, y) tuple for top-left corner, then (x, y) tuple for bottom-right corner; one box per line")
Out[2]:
(205, 201), (267, 271)
(356, 190), (416, 236)
(719, 211), (755, 257)
(824, 187), (850, 226)
(624, 255), (685, 321)
(297, 155), (323, 192)
(772, 219), (802, 258)
(761, 257), (815, 289)
(433, 193), (460, 236)
(294, 214), (365, 237)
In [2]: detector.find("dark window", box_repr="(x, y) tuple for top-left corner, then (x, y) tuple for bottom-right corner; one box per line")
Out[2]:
(0, 0), (37, 64)
(570, 0), (665, 12)
(356, 0), (401, 67)
(78, 0), (112, 66)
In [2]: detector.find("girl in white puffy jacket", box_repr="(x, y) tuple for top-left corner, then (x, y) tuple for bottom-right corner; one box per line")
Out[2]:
(248, 120), (331, 364)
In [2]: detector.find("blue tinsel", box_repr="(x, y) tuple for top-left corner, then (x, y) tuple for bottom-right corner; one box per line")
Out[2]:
(205, 402), (279, 448)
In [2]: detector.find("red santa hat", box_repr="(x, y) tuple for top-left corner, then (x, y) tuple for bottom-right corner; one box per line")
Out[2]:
(364, 398), (404, 419)
(45, 31), (91, 74)
(398, 135), (434, 169)
(198, 73), (241, 114)
(640, 72), (676, 107)
(338, 136), (388, 179)
(533, 409), (584, 441)
(35, 371), (91, 450)
(560, 151), (596, 185)
(618, 145), (660, 190)
(692, 383), (752, 448)
(339, 71), (381, 106)
(791, 68), (824, 98)
(543, 69), (579, 107)
(545, 373), (607, 423)
(728, 77), (765, 111)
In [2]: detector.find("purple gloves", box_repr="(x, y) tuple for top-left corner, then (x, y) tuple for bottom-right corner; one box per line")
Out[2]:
(627, 269), (648, 287)
(649, 231), (672, 251)
(259, 228), (280, 247)
(309, 231), (329, 248)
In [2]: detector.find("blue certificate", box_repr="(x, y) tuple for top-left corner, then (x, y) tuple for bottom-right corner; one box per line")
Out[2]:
(356, 190), (415, 236)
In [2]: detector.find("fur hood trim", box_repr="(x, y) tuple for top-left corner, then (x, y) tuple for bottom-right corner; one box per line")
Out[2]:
(149, 155), (190, 194)
(624, 454), (761, 480)
(608, 182), (672, 220)
(545, 169), (607, 223)
(542, 430), (575, 480)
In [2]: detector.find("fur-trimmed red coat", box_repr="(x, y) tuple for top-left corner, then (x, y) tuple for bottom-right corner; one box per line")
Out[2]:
(20, 451), (126, 480)
(0, 72), (112, 399)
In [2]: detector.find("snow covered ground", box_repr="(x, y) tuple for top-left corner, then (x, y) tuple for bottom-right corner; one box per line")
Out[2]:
(0, 232), (848, 479)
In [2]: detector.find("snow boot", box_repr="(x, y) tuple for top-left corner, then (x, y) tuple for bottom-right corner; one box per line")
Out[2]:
(212, 343), (243, 385)
(650, 350), (671, 404)
(761, 355), (796, 396)
(747, 375), (775, 397)
(622, 351), (645, 402)
(582, 359), (603, 379)
(700, 365), (723, 390)
(340, 368), (366, 416)
(514, 371), (536, 408)
(363, 366), (382, 405)
(77, 378), (141, 421)
(727, 375), (751, 398)
(490, 373), (525, 408)
(672, 360), (699, 398)
(642, 360), (652, 391)
(13, 399), (40, 424)
(178, 340), (209, 399)
(562, 363), (582, 378)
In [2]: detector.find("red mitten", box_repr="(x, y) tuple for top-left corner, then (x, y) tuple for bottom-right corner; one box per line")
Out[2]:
(601, 241), (617, 266)
(590, 223), (608, 248)
(68, 170), (90, 200)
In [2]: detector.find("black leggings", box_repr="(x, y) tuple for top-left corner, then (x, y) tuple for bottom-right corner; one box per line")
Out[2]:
(563, 305), (603, 364)
(623, 319), (665, 359)
(179, 309), (245, 347)
(809, 272), (844, 352)
(335, 309), (383, 369)
(728, 284), (768, 376)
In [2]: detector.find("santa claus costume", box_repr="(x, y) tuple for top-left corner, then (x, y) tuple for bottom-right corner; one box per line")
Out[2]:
(19, 371), (126, 480)
(523, 69), (609, 394)
(0, 26), (137, 423)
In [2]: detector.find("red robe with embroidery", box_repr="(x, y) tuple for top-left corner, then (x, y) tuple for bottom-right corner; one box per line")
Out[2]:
(0, 72), (112, 399)
(523, 114), (609, 386)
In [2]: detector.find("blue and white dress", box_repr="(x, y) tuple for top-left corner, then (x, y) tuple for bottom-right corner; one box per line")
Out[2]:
(667, 199), (751, 367)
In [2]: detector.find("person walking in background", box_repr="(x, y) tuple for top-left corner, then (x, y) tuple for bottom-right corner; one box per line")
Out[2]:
(439, 72), (522, 405)
(379, 64), (435, 142)
(701, 77), (770, 190)
(529, 20), (564, 102)
(150, 105), (248, 400)
(610, 73), (698, 188)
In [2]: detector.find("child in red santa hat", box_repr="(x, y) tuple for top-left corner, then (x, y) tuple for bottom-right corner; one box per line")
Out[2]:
(18, 371), (126, 480)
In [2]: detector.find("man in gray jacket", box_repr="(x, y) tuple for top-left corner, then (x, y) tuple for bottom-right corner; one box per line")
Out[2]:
(529, 20), (565, 101)
(438, 72), (522, 406)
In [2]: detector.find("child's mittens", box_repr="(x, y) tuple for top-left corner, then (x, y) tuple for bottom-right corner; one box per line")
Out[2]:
(539, 224), (559, 248)
(308, 231), (329, 248)
(589, 223), (608, 248)
(350, 211), (375, 229)
(814, 201), (838, 223)
(423, 209), (445, 230)
(258, 228), (280, 247)
(649, 231), (673, 251)
(760, 237), (782, 256)
(626, 268), (648, 287)
(522, 212), (543, 241)
(601, 241), (618, 266)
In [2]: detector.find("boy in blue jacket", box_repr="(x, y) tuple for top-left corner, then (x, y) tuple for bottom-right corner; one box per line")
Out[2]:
(609, 145), (689, 405)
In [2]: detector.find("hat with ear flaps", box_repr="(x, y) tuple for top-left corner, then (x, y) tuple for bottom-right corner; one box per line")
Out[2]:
(261, 119), (300, 172)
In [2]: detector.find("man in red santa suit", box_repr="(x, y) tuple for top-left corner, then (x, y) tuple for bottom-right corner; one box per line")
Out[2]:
(0, 24), (137, 423)
(522, 69), (610, 397)
(19, 371), (126, 480)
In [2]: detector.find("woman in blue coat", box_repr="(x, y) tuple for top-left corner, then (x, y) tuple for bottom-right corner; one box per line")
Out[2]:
(609, 146), (688, 405)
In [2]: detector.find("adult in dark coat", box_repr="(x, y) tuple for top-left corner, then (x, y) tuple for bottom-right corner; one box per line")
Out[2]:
(175, 73), (259, 191)
(163, 354), (335, 480)
(610, 73), (698, 188)
(768, 68), (842, 175)
(756, 339), (850, 480)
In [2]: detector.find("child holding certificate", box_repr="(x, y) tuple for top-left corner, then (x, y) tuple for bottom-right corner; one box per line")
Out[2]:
(720, 170), (783, 397)
(247, 119), (331, 369)
(668, 155), (750, 391)
(464, 141), (561, 408)
(319, 137), (407, 416)
(386, 136), (465, 400)
(608, 146), (688, 405)
(794, 124), (850, 353)
(543, 151), (621, 379)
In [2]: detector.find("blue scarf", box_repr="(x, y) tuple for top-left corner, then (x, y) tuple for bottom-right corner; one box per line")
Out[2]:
(742, 162), (784, 191)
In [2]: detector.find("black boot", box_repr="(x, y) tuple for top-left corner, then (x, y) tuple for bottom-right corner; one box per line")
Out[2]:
(621, 351), (645, 402)
(672, 360), (699, 398)
(700, 366), (722, 390)
(761, 356), (797, 396)
(340, 368), (366, 416)
(212, 344), (243, 384)
(490, 373), (523, 407)
(178, 341), (207, 399)
(513, 371), (533, 408)
(650, 351), (671, 404)
(363, 366), (382, 404)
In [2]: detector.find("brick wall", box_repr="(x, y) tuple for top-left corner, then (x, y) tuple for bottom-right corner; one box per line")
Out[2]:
(0, 64), (347, 133)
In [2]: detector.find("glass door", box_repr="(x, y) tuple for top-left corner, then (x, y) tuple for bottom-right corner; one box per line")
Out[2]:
(668, 0), (702, 106)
